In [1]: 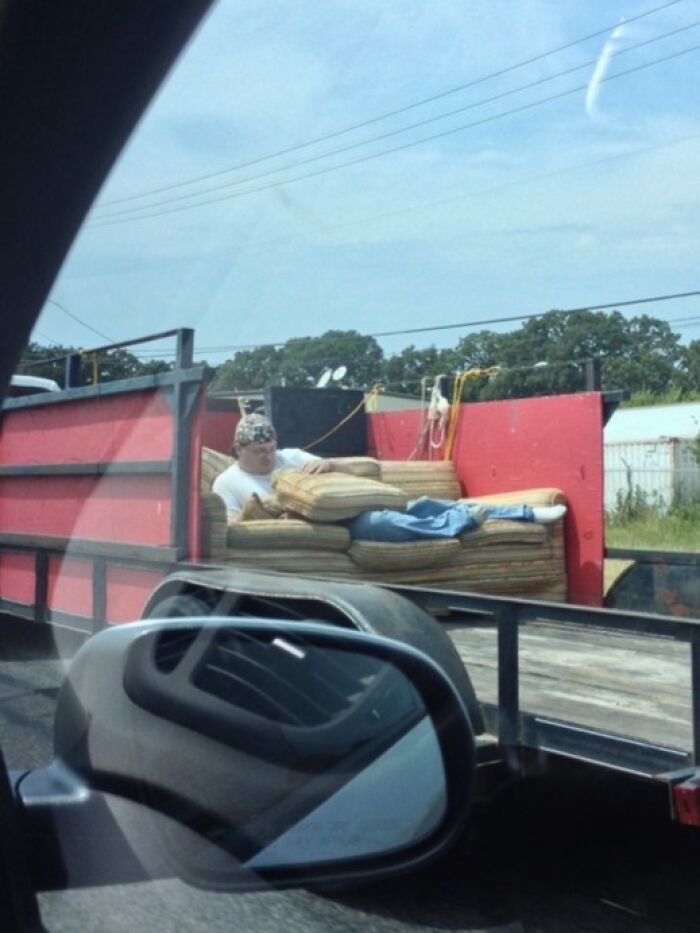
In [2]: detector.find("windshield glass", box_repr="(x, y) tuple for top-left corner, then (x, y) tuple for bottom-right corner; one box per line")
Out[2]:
(3, 1), (700, 929)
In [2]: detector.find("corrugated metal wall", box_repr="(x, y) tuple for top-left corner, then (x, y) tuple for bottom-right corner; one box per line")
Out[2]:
(604, 438), (700, 511)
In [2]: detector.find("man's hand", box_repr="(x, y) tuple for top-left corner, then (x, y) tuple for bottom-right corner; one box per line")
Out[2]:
(259, 493), (286, 516)
(300, 458), (332, 475)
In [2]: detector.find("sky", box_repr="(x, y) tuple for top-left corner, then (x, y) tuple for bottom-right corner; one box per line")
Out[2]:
(35, 0), (700, 373)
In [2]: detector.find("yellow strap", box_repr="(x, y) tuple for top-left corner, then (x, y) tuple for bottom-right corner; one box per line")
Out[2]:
(443, 367), (501, 460)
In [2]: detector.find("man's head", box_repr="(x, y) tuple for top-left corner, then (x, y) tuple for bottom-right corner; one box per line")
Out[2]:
(232, 414), (278, 475)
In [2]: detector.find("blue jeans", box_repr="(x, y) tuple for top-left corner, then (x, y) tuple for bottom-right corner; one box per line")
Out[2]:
(345, 496), (535, 542)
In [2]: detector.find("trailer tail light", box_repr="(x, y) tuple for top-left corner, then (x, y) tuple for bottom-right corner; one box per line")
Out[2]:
(672, 774), (700, 827)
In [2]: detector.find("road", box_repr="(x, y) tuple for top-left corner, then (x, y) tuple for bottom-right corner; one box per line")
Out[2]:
(1, 613), (699, 933)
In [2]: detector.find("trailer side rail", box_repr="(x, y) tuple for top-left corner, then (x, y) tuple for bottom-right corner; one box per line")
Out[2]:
(385, 584), (700, 779)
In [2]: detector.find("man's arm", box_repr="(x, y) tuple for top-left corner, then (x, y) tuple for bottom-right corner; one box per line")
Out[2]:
(299, 457), (367, 476)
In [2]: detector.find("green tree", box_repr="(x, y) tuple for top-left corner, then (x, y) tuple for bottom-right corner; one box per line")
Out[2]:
(380, 345), (449, 395)
(602, 314), (682, 396)
(210, 345), (282, 392)
(20, 342), (172, 386)
(677, 339), (700, 398)
(280, 330), (383, 387)
(211, 330), (384, 391)
(446, 311), (683, 402)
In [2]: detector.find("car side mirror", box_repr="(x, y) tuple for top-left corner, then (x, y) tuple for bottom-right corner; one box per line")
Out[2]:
(17, 620), (476, 891)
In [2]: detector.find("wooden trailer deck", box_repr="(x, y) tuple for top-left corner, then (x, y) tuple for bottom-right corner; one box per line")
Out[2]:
(444, 620), (693, 754)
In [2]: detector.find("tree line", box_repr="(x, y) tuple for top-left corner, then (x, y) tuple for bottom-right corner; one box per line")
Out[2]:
(21, 310), (700, 404)
(210, 311), (700, 404)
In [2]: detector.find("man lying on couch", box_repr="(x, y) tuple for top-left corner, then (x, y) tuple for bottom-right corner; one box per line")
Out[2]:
(213, 413), (341, 520)
(214, 413), (566, 537)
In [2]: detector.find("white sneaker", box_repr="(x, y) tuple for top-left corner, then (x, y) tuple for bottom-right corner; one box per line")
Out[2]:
(467, 504), (489, 525)
(532, 504), (567, 524)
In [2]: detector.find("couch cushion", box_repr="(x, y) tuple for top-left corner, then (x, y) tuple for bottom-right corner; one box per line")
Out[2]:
(332, 456), (381, 477)
(273, 469), (408, 522)
(459, 520), (548, 547)
(462, 488), (566, 508)
(227, 519), (351, 552)
(219, 548), (358, 576)
(349, 538), (460, 571)
(379, 460), (462, 500)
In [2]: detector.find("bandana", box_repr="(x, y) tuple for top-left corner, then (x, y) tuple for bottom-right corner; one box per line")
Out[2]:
(234, 414), (276, 447)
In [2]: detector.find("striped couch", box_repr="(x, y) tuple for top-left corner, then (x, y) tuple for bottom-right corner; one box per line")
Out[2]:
(199, 448), (567, 601)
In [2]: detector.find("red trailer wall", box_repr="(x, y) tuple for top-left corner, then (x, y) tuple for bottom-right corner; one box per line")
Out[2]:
(0, 553), (35, 604)
(0, 391), (173, 463)
(0, 384), (200, 626)
(0, 390), (175, 547)
(200, 409), (239, 453)
(368, 393), (605, 606)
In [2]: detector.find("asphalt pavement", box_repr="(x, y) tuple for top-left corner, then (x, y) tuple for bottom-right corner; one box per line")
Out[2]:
(1, 613), (699, 933)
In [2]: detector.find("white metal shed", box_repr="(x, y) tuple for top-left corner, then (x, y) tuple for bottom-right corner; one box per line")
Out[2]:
(603, 403), (700, 512)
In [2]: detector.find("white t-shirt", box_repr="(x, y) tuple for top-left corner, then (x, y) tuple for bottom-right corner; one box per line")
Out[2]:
(212, 448), (319, 518)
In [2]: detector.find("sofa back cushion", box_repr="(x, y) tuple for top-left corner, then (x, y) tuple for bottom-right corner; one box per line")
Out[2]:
(379, 460), (462, 500)
(201, 446), (234, 494)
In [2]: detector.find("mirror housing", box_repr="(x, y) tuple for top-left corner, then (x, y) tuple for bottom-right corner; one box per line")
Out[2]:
(19, 619), (476, 891)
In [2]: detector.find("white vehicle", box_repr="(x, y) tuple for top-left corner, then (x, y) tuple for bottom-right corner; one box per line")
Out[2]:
(8, 375), (60, 398)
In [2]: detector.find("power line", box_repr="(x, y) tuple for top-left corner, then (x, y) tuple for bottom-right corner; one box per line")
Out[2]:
(89, 40), (700, 228)
(90, 18), (700, 222)
(130, 288), (700, 358)
(236, 131), (700, 258)
(46, 299), (115, 343)
(93, 0), (685, 210)
(367, 289), (700, 339)
(31, 329), (60, 344)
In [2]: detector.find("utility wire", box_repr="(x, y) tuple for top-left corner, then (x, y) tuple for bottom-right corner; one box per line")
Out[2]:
(30, 329), (61, 345)
(125, 129), (700, 264)
(32, 300), (700, 369)
(93, 0), (685, 210)
(131, 288), (700, 358)
(90, 19), (700, 221)
(89, 41), (700, 227)
(46, 299), (115, 343)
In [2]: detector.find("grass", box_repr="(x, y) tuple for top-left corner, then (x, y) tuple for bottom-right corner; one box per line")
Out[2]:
(605, 503), (700, 553)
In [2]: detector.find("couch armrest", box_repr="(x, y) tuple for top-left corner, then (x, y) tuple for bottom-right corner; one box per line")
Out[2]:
(462, 487), (566, 509)
(200, 491), (228, 560)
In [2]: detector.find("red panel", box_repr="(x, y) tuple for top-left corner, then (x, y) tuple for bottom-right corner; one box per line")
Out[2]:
(368, 393), (605, 607)
(48, 557), (92, 616)
(0, 475), (172, 545)
(0, 552), (35, 604)
(452, 393), (604, 606)
(105, 565), (166, 623)
(200, 409), (239, 454)
(367, 410), (424, 459)
(0, 390), (173, 464)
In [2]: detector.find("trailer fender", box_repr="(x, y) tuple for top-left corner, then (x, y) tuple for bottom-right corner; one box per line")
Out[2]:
(143, 567), (485, 735)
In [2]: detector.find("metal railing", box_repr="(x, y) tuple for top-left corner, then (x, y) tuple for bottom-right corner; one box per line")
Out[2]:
(385, 583), (700, 777)
(20, 328), (194, 388)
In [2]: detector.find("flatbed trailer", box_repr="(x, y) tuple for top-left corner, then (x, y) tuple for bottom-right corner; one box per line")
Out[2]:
(137, 565), (700, 825)
(3, 329), (700, 825)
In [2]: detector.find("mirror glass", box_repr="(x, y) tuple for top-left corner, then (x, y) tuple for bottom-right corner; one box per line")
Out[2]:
(139, 627), (448, 874)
